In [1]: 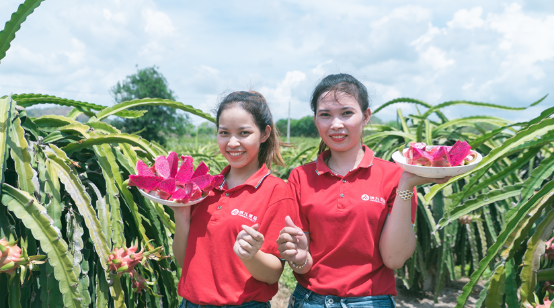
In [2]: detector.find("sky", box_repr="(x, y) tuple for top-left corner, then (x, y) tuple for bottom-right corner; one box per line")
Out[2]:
(0, 0), (553, 125)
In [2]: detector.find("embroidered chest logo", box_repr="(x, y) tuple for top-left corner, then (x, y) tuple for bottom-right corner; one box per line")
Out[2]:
(361, 194), (386, 205)
(231, 209), (258, 222)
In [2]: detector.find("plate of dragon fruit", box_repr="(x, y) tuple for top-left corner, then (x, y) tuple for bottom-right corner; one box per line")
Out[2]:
(391, 140), (482, 178)
(128, 151), (224, 207)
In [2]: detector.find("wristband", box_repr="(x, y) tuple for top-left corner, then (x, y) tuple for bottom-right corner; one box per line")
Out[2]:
(396, 189), (414, 201)
(289, 256), (308, 269)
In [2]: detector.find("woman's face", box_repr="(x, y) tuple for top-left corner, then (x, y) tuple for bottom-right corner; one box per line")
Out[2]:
(217, 105), (270, 170)
(314, 91), (371, 153)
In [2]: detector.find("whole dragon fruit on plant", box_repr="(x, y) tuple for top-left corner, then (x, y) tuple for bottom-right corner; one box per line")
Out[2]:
(128, 151), (224, 202)
(0, 236), (22, 275)
(106, 240), (164, 276)
(403, 140), (478, 167)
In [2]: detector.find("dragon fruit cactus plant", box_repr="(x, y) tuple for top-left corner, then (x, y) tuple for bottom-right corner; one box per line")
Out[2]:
(545, 232), (554, 260)
(403, 140), (478, 167)
(128, 151), (224, 202)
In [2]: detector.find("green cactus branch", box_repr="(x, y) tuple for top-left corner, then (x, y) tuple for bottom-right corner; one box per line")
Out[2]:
(0, 0), (45, 62)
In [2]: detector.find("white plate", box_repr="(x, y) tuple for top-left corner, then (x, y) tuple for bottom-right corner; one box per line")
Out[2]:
(391, 148), (483, 178)
(139, 189), (207, 207)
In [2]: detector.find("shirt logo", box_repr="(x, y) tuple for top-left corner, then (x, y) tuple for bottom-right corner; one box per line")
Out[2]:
(231, 209), (257, 222)
(361, 195), (386, 205)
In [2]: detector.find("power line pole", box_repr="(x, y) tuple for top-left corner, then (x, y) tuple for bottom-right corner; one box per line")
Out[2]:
(287, 100), (291, 143)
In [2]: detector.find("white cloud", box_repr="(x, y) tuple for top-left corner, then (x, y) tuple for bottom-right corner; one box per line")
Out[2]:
(420, 46), (455, 70)
(142, 8), (177, 37)
(447, 7), (485, 29)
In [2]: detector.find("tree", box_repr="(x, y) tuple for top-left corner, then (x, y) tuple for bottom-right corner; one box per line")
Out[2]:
(110, 66), (193, 145)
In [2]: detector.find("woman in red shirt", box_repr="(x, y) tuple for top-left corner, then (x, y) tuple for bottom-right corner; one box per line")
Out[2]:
(173, 91), (299, 308)
(277, 74), (450, 307)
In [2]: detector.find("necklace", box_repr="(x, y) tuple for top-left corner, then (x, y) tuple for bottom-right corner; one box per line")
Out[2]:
(324, 156), (343, 175)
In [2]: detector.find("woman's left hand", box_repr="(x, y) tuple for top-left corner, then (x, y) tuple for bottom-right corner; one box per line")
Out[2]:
(398, 171), (452, 190)
(233, 224), (264, 260)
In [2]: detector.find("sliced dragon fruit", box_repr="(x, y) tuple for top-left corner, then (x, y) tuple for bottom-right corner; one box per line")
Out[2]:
(463, 150), (478, 165)
(431, 146), (451, 167)
(448, 141), (471, 167)
(158, 178), (176, 194)
(154, 156), (171, 179)
(191, 174), (214, 190)
(136, 160), (156, 177)
(203, 175), (224, 192)
(170, 186), (191, 203)
(189, 183), (203, 200)
(407, 147), (433, 166)
(175, 156), (194, 185)
(409, 142), (426, 150)
(166, 151), (179, 178)
(128, 175), (163, 192)
(191, 162), (209, 179)
(157, 191), (172, 200)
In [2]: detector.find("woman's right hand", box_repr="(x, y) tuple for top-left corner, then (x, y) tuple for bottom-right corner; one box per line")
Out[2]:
(277, 216), (308, 265)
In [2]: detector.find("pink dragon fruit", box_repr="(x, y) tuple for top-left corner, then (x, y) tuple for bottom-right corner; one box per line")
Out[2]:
(431, 146), (451, 167)
(129, 151), (222, 203)
(535, 296), (553, 308)
(107, 242), (144, 275)
(0, 236), (22, 275)
(448, 140), (471, 167)
(407, 147), (433, 166)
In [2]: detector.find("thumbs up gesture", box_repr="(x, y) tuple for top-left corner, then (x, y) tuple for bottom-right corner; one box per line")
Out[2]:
(234, 224), (264, 260)
(277, 216), (308, 264)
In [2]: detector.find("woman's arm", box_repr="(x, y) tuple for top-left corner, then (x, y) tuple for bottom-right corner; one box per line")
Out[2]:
(234, 224), (284, 284)
(172, 207), (192, 268)
(379, 172), (450, 269)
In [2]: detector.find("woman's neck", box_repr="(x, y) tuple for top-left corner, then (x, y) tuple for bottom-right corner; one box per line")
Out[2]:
(225, 160), (261, 189)
(327, 143), (365, 175)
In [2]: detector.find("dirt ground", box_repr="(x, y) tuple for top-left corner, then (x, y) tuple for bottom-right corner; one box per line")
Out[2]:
(270, 278), (484, 308)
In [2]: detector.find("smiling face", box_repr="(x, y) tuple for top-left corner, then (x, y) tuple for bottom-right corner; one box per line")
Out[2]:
(217, 105), (270, 170)
(314, 91), (371, 153)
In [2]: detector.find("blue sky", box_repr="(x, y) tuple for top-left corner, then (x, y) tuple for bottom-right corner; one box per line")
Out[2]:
(1, 0), (553, 125)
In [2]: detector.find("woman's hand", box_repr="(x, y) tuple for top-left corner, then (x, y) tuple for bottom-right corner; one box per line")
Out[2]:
(398, 171), (451, 190)
(234, 224), (264, 260)
(277, 216), (308, 264)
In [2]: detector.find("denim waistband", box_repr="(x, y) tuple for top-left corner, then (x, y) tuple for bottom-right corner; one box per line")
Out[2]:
(180, 298), (270, 308)
(292, 283), (394, 307)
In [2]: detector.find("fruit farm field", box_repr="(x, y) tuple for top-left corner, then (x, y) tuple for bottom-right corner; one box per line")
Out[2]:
(3, 2), (554, 307)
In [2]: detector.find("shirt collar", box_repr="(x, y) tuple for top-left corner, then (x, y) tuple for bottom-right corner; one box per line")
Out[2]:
(315, 145), (374, 176)
(216, 164), (272, 191)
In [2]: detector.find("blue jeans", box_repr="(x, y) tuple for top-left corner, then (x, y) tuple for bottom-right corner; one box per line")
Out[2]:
(288, 284), (396, 308)
(178, 298), (271, 308)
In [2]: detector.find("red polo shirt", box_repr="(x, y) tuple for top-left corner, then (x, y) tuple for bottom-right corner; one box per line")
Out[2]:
(178, 164), (299, 305)
(289, 145), (417, 297)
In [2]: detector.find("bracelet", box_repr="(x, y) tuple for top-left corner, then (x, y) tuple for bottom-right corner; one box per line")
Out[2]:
(396, 189), (414, 201)
(289, 256), (309, 269)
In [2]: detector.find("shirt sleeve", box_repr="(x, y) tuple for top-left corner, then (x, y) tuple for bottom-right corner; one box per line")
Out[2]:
(257, 197), (299, 257)
(287, 169), (309, 232)
(386, 169), (418, 224)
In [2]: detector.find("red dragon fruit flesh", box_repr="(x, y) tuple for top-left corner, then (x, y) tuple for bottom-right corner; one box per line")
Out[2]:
(128, 175), (163, 192)
(191, 161), (209, 179)
(166, 151), (179, 178)
(154, 155), (171, 179)
(136, 160), (156, 177)
(407, 147), (433, 166)
(448, 140), (471, 167)
(175, 156), (194, 185)
(431, 146), (451, 167)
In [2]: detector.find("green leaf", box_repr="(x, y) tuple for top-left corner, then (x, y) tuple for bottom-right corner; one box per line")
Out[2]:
(437, 184), (522, 229)
(1, 184), (83, 308)
(504, 259), (518, 308)
(432, 116), (512, 138)
(95, 98), (215, 123)
(8, 116), (36, 194)
(372, 97), (449, 123)
(520, 152), (554, 202)
(62, 133), (158, 158)
(484, 263), (506, 308)
(0, 0), (45, 62)
(519, 206), (554, 303)
(454, 179), (554, 307)
(425, 117), (554, 205)
(0, 97), (14, 193)
(13, 94), (145, 118)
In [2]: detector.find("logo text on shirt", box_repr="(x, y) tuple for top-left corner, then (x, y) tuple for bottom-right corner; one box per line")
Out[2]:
(361, 194), (386, 205)
(231, 209), (257, 222)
